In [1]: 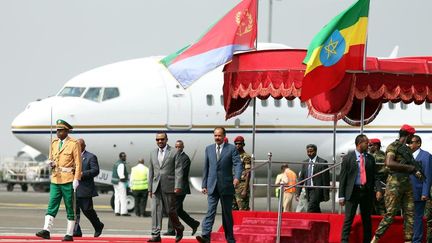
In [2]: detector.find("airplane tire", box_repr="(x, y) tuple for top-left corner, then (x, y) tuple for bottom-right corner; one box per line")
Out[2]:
(110, 192), (135, 213)
(21, 184), (28, 192)
(6, 183), (14, 192)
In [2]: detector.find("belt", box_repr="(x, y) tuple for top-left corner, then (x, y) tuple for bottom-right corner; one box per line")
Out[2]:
(354, 185), (366, 190)
(56, 167), (74, 173)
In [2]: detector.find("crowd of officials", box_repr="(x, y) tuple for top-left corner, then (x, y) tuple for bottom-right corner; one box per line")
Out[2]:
(34, 119), (432, 243)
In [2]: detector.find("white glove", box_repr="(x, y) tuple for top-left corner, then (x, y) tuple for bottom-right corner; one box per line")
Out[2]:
(72, 179), (79, 190)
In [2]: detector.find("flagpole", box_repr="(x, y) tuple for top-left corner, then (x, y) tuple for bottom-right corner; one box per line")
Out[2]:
(267, 0), (272, 43)
(255, 0), (259, 48)
(360, 0), (371, 134)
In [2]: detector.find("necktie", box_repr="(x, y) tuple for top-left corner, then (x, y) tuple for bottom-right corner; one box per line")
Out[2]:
(307, 160), (313, 186)
(360, 153), (367, 185)
(216, 145), (221, 161)
(158, 149), (164, 165)
(59, 140), (63, 150)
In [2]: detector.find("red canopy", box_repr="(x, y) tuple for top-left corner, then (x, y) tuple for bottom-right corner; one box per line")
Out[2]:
(223, 49), (432, 124)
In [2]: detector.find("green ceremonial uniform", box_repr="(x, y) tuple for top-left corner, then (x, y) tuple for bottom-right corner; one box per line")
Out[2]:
(374, 140), (415, 241)
(233, 151), (251, 210)
(373, 150), (388, 215)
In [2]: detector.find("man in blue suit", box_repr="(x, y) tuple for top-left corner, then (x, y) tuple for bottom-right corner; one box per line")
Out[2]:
(196, 127), (242, 243)
(409, 135), (432, 243)
(73, 139), (104, 237)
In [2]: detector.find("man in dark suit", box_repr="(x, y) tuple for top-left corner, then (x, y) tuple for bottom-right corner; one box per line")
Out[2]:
(296, 144), (330, 213)
(164, 140), (200, 236)
(408, 135), (432, 243)
(148, 132), (184, 243)
(339, 134), (376, 243)
(73, 139), (104, 237)
(196, 127), (242, 243)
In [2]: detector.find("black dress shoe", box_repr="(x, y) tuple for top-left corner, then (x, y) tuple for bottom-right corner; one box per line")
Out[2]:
(191, 221), (200, 236)
(62, 235), (73, 241)
(162, 231), (176, 236)
(147, 236), (161, 242)
(115, 213), (121, 216)
(36, 230), (50, 239)
(175, 228), (184, 242)
(73, 232), (82, 237)
(196, 235), (210, 243)
(94, 222), (104, 237)
(121, 213), (131, 216)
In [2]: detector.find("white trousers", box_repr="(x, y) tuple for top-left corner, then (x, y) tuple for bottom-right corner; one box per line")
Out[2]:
(113, 182), (128, 214)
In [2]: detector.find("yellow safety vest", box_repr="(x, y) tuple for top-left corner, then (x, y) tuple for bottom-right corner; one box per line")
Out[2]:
(130, 165), (149, 190)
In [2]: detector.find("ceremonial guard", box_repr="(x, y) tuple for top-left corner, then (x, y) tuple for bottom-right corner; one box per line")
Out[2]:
(36, 119), (82, 241)
(232, 136), (251, 210)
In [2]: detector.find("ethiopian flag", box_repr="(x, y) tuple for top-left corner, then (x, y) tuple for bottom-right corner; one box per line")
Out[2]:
(301, 0), (370, 101)
(160, 0), (257, 88)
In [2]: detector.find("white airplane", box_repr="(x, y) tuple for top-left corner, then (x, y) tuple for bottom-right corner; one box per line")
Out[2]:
(11, 44), (432, 192)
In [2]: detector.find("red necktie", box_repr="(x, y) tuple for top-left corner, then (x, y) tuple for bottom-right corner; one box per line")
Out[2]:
(360, 154), (366, 185)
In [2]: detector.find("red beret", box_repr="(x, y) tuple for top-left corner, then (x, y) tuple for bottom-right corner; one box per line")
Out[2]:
(369, 138), (381, 144)
(400, 124), (416, 134)
(223, 137), (229, 143)
(234, 136), (245, 143)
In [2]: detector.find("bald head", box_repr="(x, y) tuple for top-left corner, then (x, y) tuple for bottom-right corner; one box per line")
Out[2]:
(78, 139), (86, 152)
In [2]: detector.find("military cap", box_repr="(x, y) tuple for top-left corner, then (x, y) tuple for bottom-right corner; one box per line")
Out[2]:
(56, 119), (73, 130)
(369, 138), (381, 145)
(234, 136), (245, 143)
(400, 124), (415, 134)
(223, 137), (229, 143)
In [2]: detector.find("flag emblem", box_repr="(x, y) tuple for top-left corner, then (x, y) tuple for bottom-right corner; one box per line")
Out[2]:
(236, 10), (254, 36)
(320, 30), (346, 66)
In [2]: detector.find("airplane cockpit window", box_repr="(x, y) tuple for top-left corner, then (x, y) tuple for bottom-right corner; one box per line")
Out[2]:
(261, 99), (268, 107)
(102, 88), (120, 101)
(206, 94), (214, 106)
(274, 99), (281, 107)
(58, 87), (85, 97)
(83, 87), (102, 102)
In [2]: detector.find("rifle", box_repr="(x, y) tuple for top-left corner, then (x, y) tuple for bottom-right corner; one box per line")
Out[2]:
(397, 144), (426, 181)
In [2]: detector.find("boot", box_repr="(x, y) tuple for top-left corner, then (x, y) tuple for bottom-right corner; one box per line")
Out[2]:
(63, 220), (75, 241)
(36, 215), (54, 239)
(371, 236), (379, 243)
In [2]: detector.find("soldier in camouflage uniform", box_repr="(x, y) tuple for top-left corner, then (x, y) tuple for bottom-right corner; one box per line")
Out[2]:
(232, 136), (251, 210)
(368, 138), (388, 216)
(372, 124), (424, 243)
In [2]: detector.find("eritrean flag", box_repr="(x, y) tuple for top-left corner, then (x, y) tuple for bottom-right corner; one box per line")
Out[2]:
(161, 0), (257, 88)
(301, 0), (370, 101)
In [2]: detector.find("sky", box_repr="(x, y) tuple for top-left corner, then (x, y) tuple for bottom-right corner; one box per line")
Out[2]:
(1, 0), (431, 158)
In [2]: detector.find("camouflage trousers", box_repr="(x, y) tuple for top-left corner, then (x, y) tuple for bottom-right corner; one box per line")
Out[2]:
(374, 175), (414, 241)
(372, 192), (387, 216)
(233, 182), (250, 210)
(425, 199), (432, 242)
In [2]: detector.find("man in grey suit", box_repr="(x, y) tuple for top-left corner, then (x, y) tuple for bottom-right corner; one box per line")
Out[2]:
(164, 140), (200, 236)
(148, 132), (184, 243)
(196, 127), (242, 243)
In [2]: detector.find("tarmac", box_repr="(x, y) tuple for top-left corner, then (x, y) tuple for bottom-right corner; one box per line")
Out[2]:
(0, 183), (342, 239)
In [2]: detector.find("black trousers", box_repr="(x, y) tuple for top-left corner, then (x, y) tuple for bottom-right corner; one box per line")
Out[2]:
(307, 188), (322, 213)
(167, 194), (199, 232)
(73, 197), (103, 234)
(340, 187), (373, 243)
(133, 189), (149, 216)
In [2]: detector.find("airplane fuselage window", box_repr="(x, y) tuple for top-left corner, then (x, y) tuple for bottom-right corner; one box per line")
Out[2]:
(261, 99), (268, 107)
(300, 102), (307, 108)
(102, 87), (120, 101)
(206, 94), (214, 106)
(287, 100), (294, 108)
(388, 102), (395, 110)
(220, 95), (224, 106)
(274, 99), (281, 107)
(425, 102), (431, 110)
(83, 87), (102, 102)
(58, 87), (85, 97)
(400, 102), (407, 110)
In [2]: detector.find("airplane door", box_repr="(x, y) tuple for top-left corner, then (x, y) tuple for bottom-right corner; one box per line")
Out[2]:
(166, 83), (192, 129)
